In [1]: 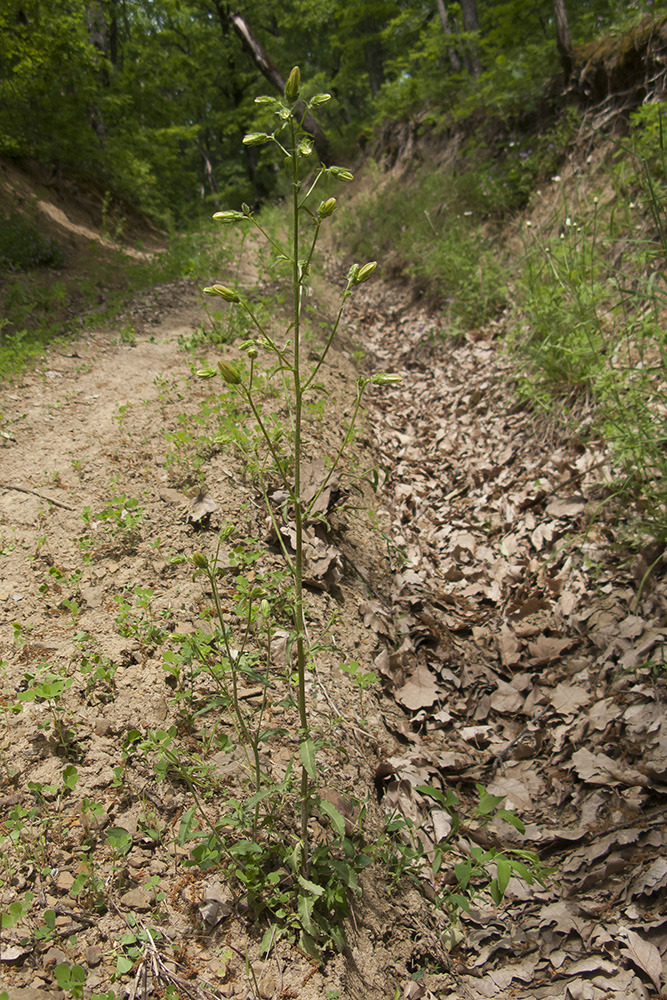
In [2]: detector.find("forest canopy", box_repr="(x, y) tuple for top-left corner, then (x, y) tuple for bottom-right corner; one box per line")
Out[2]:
(0, 0), (661, 225)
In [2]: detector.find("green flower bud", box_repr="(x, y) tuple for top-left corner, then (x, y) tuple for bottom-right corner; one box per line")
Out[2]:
(354, 261), (377, 284)
(319, 197), (337, 218)
(212, 210), (245, 224)
(192, 552), (209, 569)
(204, 284), (240, 302)
(243, 132), (271, 146)
(241, 203), (251, 216)
(297, 139), (313, 158)
(329, 166), (354, 182)
(217, 360), (242, 385)
(285, 66), (301, 103)
(370, 372), (403, 385)
(254, 95), (276, 106)
(260, 599), (270, 619)
(310, 93), (331, 107)
(246, 346), (258, 359)
(196, 368), (218, 379)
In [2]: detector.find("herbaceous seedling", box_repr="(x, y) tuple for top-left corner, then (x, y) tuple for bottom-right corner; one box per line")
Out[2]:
(195, 66), (400, 865)
(187, 67), (402, 953)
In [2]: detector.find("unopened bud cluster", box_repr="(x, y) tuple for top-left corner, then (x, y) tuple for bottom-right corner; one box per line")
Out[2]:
(319, 198), (337, 218)
(349, 261), (377, 285)
(204, 284), (240, 303)
(217, 360), (242, 385)
(285, 66), (301, 103)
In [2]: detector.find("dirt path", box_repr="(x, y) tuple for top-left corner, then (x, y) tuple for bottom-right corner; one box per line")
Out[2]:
(1, 262), (666, 1000)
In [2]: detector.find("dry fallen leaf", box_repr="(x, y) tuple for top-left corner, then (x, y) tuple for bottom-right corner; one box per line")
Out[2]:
(618, 928), (663, 991)
(199, 880), (232, 927)
(188, 490), (218, 523)
(395, 663), (441, 711)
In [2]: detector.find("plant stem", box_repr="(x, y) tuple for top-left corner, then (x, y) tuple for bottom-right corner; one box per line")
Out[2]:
(290, 116), (311, 870)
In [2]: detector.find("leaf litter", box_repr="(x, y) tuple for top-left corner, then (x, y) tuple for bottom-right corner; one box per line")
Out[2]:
(340, 273), (667, 998)
(0, 256), (665, 1000)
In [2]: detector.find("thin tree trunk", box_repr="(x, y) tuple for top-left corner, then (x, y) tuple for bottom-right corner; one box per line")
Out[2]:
(460, 0), (482, 77)
(229, 11), (330, 161)
(364, 37), (385, 96)
(198, 140), (219, 196)
(553, 0), (574, 83)
(85, 3), (108, 138)
(436, 0), (462, 74)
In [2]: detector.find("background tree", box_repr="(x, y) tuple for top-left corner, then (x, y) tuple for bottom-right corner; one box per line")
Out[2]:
(554, 0), (574, 83)
(0, 0), (657, 224)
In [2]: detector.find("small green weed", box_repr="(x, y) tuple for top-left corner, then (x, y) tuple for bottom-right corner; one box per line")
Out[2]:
(114, 585), (171, 646)
(379, 782), (548, 925)
(80, 489), (145, 556)
(13, 664), (79, 754)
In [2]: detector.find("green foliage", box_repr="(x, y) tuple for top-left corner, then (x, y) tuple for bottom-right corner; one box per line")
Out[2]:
(114, 586), (171, 647)
(379, 782), (547, 923)
(0, 214), (65, 271)
(338, 162), (506, 327)
(80, 490), (145, 557)
(13, 665), (79, 753)
(515, 205), (611, 395)
(54, 962), (87, 1000)
(0, 0), (658, 237)
(0, 222), (234, 380)
(509, 105), (667, 544)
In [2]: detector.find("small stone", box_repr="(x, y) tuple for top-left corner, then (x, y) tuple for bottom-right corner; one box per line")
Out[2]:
(8, 989), (65, 1000)
(119, 887), (150, 911)
(84, 944), (102, 967)
(42, 945), (68, 969)
(55, 871), (76, 893)
(80, 586), (102, 608)
(258, 975), (277, 999)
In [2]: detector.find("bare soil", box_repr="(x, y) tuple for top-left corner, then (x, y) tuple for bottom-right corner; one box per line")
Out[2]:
(1, 194), (666, 1000)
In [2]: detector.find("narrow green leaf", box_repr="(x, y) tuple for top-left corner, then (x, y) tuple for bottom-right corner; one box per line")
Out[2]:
(454, 859), (472, 891)
(177, 806), (197, 845)
(259, 926), (277, 956)
(299, 930), (320, 960)
(497, 808), (526, 833)
(415, 783), (447, 808)
(475, 790), (504, 816)
(298, 893), (316, 935)
(318, 798), (346, 837)
(496, 856), (511, 898)
(299, 737), (317, 779)
(448, 892), (471, 913)
(297, 874), (325, 897)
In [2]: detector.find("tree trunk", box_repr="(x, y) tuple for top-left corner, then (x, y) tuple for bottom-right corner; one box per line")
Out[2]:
(198, 139), (219, 197)
(229, 11), (330, 161)
(436, 0), (462, 74)
(85, 3), (108, 138)
(364, 37), (385, 97)
(553, 0), (574, 83)
(459, 0), (482, 77)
